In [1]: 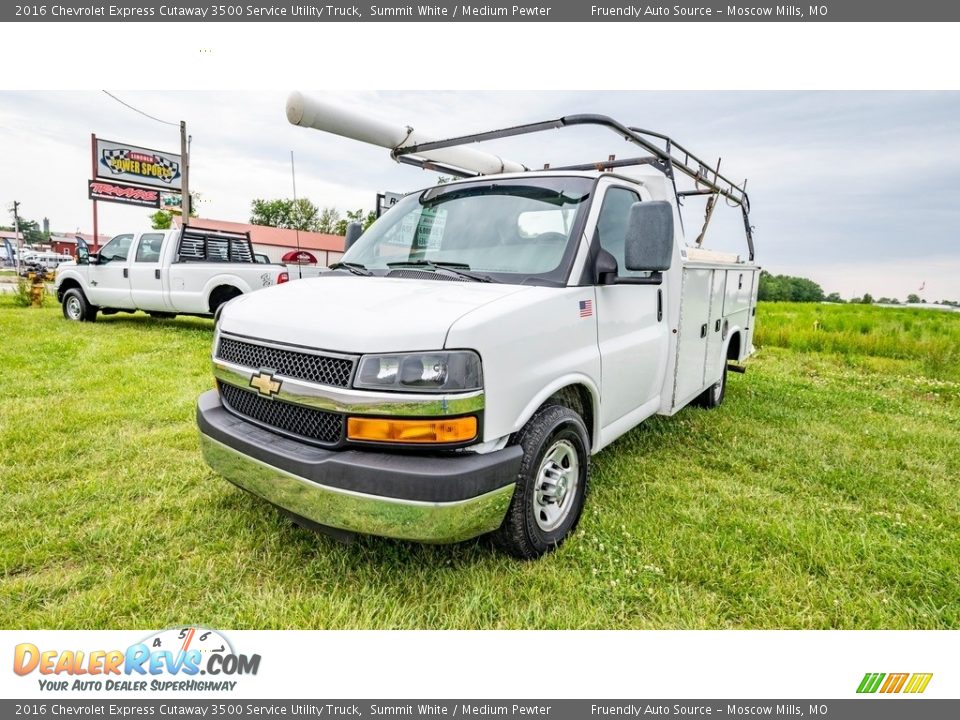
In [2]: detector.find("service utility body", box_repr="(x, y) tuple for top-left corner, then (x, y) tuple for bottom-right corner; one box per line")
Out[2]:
(55, 225), (289, 322)
(197, 95), (760, 558)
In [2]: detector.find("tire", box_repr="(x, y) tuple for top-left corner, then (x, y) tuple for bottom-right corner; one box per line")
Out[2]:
(61, 288), (97, 323)
(492, 404), (590, 559)
(209, 287), (242, 316)
(695, 362), (727, 409)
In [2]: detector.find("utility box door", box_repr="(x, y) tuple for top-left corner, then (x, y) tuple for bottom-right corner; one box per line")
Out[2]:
(672, 267), (713, 408)
(723, 269), (753, 316)
(743, 269), (760, 357)
(704, 270), (729, 388)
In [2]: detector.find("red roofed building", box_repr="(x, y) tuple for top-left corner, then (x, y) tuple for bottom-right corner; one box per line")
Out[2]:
(48, 232), (111, 255)
(175, 217), (346, 267)
(1, 230), (109, 259)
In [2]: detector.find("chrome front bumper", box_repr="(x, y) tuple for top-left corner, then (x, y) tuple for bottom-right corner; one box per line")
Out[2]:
(197, 390), (520, 544)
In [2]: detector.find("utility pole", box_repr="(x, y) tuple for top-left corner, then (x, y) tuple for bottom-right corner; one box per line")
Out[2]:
(91, 133), (98, 253)
(180, 121), (191, 222)
(11, 200), (20, 276)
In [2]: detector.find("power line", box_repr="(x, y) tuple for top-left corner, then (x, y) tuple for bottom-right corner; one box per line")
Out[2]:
(101, 90), (179, 127)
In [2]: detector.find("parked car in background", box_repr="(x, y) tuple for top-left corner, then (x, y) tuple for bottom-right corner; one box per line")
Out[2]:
(55, 225), (289, 322)
(19, 251), (73, 275)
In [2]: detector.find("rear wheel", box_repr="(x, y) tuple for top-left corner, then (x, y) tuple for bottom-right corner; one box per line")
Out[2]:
(695, 363), (727, 409)
(61, 288), (97, 322)
(209, 286), (242, 316)
(492, 404), (590, 559)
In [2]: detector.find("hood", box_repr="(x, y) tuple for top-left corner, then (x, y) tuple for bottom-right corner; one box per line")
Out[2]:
(218, 274), (531, 353)
(55, 261), (77, 279)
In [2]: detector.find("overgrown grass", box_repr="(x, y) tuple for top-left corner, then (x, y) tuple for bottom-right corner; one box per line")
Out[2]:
(1, 298), (958, 629)
(755, 302), (960, 382)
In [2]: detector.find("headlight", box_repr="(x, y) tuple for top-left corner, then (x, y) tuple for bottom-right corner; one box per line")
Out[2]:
(354, 351), (482, 393)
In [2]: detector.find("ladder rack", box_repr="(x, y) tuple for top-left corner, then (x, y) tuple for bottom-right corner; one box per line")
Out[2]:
(391, 113), (755, 261)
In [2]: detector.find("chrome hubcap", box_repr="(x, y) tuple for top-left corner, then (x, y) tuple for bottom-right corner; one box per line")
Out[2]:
(66, 297), (81, 319)
(533, 438), (580, 532)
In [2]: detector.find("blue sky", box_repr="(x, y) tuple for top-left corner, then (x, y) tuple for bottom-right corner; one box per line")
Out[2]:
(1, 91), (957, 300)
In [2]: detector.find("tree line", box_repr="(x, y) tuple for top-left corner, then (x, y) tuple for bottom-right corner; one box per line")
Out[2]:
(759, 271), (956, 306)
(248, 198), (376, 235)
(148, 197), (377, 236)
(1, 213), (47, 244)
(758, 271), (825, 302)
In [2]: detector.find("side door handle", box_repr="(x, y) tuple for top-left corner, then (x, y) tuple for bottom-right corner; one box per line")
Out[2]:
(700, 323), (708, 338)
(123, 268), (128, 279)
(155, 268), (161, 280)
(657, 289), (663, 322)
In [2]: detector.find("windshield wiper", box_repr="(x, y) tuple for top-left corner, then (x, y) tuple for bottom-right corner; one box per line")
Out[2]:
(329, 261), (372, 276)
(387, 260), (493, 283)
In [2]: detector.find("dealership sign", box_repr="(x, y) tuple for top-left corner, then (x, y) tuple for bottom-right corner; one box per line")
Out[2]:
(88, 180), (161, 208)
(281, 250), (318, 264)
(376, 190), (403, 217)
(96, 138), (182, 191)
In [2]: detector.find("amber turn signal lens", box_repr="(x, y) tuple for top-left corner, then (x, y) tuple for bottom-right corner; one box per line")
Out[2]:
(347, 416), (477, 444)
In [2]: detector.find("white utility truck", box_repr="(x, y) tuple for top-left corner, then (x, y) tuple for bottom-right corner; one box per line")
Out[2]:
(55, 225), (289, 322)
(197, 95), (760, 558)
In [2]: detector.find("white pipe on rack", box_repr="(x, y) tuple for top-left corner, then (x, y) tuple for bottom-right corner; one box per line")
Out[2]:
(285, 92), (526, 176)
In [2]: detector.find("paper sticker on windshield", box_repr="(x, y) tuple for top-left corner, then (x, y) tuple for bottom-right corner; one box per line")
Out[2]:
(415, 208), (446, 250)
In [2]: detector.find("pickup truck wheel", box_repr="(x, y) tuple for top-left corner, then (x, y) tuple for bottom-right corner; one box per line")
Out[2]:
(209, 286), (242, 316)
(493, 404), (590, 559)
(695, 363), (727, 409)
(62, 288), (96, 322)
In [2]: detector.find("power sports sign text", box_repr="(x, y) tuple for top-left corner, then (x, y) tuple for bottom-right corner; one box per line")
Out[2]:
(96, 138), (182, 192)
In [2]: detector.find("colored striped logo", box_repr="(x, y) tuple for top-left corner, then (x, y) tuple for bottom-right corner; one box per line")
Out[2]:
(579, 299), (593, 318)
(857, 672), (933, 694)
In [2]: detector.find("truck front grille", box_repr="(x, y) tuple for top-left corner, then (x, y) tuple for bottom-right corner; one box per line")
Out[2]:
(219, 382), (344, 446)
(216, 336), (355, 388)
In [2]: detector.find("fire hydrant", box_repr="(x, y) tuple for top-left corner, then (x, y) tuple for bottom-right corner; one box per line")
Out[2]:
(28, 272), (45, 307)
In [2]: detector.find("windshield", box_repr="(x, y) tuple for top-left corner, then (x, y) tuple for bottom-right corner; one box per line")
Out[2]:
(342, 176), (593, 285)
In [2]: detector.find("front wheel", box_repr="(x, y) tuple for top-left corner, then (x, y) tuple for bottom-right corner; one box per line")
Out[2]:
(492, 404), (590, 559)
(61, 288), (97, 322)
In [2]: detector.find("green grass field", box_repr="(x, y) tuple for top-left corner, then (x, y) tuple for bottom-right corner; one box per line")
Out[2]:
(2, 299), (958, 629)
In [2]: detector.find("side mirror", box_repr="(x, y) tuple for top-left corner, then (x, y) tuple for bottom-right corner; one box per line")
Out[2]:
(624, 201), (674, 272)
(344, 222), (363, 251)
(595, 249), (618, 286)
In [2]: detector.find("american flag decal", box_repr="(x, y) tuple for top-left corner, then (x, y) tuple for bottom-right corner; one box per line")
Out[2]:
(579, 299), (593, 318)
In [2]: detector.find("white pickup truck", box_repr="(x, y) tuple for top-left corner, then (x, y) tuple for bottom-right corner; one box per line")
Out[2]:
(55, 225), (289, 322)
(197, 99), (760, 558)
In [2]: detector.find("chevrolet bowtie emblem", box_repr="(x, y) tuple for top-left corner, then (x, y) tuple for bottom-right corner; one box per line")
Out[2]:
(249, 370), (281, 397)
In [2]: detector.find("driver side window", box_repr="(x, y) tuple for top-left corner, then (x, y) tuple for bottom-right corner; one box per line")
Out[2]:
(99, 234), (133, 263)
(596, 187), (645, 278)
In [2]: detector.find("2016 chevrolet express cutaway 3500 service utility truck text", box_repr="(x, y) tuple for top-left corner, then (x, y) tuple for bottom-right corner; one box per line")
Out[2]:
(197, 94), (760, 558)
(55, 225), (290, 322)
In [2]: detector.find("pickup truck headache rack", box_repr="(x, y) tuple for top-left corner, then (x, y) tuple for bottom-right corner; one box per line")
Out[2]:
(389, 113), (755, 261)
(178, 224), (255, 263)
